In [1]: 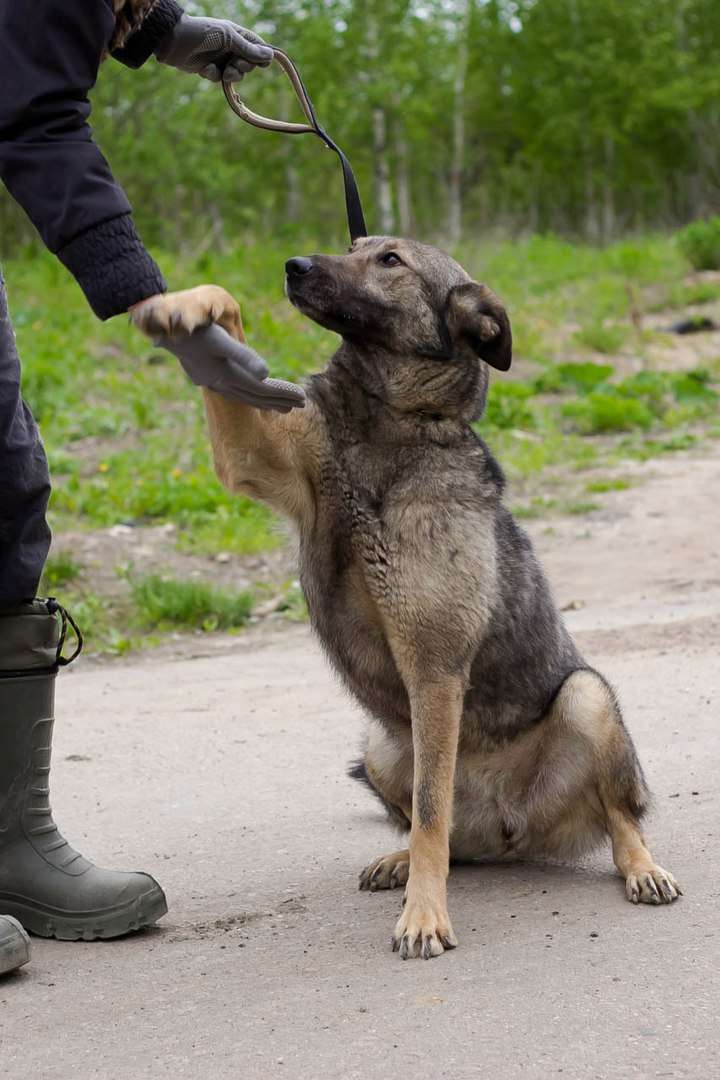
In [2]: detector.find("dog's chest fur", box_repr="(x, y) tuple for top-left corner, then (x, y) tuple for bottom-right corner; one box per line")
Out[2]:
(297, 369), (583, 747)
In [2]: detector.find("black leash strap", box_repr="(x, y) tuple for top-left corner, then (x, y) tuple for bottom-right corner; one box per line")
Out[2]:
(223, 49), (368, 243)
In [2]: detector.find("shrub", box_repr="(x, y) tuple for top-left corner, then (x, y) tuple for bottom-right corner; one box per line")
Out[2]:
(677, 217), (720, 271)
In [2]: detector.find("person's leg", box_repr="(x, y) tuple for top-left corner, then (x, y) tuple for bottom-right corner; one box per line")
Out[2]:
(0, 272), (51, 605)
(0, 275), (167, 944)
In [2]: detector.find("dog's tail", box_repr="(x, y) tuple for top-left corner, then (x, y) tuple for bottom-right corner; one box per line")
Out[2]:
(347, 758), (369, 784)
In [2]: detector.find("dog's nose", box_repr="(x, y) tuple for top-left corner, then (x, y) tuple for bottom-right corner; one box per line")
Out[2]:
(285, 256), (314, 276)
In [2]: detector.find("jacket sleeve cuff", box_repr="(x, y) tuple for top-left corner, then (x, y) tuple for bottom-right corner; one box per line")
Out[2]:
(112, 0), (184, 69)
(57, 215), (167, 320)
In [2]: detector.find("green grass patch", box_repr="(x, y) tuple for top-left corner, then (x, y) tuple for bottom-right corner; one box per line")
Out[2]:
(572, 322), (629, 355)
(484, 383), (536, 429)
(560, 367), (717, 435)
(647, 280), (720, 312)
(563, 499), (600, 515)
(130, 574), (253, 631)
(40, 552), (83, 591)
(51, 587), (144, 657)
(533, 362), (614, 394)
(585, 477), (632, 493)
(562, 393), (654, 434)
(274, 582), (309, 622)
(512, 496), (558, 519)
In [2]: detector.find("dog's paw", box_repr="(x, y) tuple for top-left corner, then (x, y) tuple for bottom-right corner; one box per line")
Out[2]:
(391, 899), (457, 960)
(625, 865), (682, 905)
(359, 850), (410, 892)
(130, 286), (242, 340)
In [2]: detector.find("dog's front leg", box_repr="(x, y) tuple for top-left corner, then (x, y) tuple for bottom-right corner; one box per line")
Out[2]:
(392, 676), (463, 960)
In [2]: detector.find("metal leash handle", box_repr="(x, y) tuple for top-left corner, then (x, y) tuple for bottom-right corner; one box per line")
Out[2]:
(223, 48), (317, 134)
(222, 48), (368, 242)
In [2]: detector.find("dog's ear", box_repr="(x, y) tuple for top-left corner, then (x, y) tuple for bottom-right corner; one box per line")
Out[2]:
(446, 282), (512, 371)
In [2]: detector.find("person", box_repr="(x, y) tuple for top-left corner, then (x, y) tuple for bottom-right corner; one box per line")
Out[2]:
(0, 0), (304, 976)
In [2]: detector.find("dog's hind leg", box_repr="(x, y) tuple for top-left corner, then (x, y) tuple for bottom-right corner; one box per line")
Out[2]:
(604, 804), (681, 904)
(351, 725), (413, 892)
(359, 849), (410, 892)
(547, 669), (681, 905)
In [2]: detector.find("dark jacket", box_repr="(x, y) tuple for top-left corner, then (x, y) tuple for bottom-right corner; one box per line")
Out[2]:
(0, 0), (183, 319)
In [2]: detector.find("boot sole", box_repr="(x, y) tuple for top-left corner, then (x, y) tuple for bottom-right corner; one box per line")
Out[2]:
(0, 884), (168, 941)
(0, 916), (31, 974)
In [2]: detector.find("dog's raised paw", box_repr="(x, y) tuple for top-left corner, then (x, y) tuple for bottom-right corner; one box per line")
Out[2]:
(130, 286), (241, 340)
(359, 850), (410, 892)
(625, 865), (682, 905)
(391, 902), (457, 960)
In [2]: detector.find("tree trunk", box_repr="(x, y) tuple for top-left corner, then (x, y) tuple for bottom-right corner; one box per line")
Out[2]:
(602, 133), (616, 241)
(448, 0), (471, 244)
(278, 79), (302, 225)
(285, 161), (302, 224)
(372, 107), (395, 233)
(366, 11), (395, 233)
(395, 127), (413, 235)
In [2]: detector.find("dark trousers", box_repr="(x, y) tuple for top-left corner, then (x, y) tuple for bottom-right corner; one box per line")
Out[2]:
(0, 273), (51, 607)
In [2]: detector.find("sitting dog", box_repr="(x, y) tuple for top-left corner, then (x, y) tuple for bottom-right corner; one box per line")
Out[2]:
(132, 238), (681, 960)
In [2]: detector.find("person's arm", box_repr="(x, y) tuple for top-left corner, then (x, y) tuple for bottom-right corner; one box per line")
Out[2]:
(0, 0), (166, 319)
(0, 1), (302, 410)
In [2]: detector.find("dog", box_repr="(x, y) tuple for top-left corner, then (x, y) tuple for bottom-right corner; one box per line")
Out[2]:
(131, 237), (681, 960)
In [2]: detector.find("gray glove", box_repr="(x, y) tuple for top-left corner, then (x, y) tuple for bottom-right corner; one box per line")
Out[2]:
(159, 324), (305, 412)
(155, 14), (273, 83)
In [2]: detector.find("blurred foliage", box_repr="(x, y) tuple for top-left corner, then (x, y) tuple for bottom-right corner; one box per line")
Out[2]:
(2, 0), (720, 251)
(677, 216), (720, 270)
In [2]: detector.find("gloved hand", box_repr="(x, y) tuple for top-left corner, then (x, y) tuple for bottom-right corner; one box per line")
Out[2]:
(158, 324), (306, 412)
(155, 14), (273, 83)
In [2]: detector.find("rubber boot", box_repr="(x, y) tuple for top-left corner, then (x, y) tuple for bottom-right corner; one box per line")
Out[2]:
(0, 915), (31, 974)
(0, 600), (167, 940)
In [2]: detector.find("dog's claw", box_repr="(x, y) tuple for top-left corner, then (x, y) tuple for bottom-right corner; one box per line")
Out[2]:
(625, 865), (681, 906)
(392, 901), (457, 961)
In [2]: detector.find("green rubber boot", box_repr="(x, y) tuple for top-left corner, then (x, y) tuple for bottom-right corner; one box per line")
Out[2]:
(0, 915), (31, 974)
(0, 600), (167, 940)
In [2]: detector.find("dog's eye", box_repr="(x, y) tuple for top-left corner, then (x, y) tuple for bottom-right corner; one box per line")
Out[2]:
(379, 252), (403, 267)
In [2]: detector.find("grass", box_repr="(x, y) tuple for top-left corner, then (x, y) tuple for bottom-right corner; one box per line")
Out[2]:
(130, 574), (253, 631)
(40, 552), (83, 591)
(564, 499), (601, 515)
(646, 280), (720, 312)
(572, 322), (630, 355)
(5, 230), (720, 651)
(585, 477), (632, 494)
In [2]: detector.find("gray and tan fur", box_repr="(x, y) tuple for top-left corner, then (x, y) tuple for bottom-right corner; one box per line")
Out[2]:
(131, 238), (681, 960)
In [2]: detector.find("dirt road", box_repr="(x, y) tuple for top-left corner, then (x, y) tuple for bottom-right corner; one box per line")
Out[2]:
(1, 446), (719, 1080)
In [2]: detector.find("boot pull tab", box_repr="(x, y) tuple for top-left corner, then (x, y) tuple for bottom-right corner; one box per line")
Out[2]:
(46, 599), (84, 667)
